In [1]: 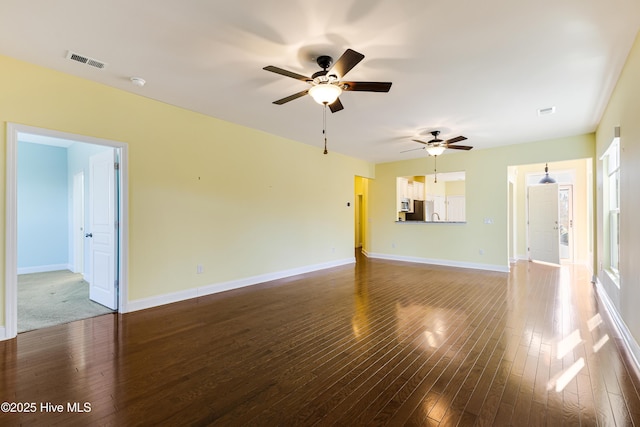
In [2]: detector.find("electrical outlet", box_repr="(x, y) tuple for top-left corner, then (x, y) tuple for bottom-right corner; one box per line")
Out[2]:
(196, 264), (203, 274)
(479, 249), (485, 255)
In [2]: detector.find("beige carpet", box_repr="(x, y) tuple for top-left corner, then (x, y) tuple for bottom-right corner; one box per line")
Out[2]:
(18, 270), (114, 333)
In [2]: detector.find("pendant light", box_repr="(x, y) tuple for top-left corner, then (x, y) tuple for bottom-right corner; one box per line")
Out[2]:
(539, 163), (556, 184)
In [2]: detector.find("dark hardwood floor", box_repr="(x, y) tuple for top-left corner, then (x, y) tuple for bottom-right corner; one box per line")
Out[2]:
(2, 253), (639, 426)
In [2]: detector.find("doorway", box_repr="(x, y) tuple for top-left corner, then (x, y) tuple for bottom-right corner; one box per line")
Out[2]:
(520, 161), (589, 266)
(4, 123), (129, 339)
(354, 176), (369, 255)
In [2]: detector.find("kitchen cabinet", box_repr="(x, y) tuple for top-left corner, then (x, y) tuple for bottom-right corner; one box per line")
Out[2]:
(413, 181), (425, 201)
(397, 177), (409, 212)
(397, 177), (425, 214)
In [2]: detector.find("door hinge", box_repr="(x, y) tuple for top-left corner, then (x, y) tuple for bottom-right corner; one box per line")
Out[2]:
(115, 279), (119, 290)
(114, 162), (120, 170)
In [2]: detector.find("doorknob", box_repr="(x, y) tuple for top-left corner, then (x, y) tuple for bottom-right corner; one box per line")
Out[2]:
(85, 233), (93, 238)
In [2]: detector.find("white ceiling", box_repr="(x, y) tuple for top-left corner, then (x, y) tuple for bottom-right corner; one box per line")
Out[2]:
(1, 0), (638, 163)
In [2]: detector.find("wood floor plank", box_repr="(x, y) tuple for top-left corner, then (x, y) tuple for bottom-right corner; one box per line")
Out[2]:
(2, 256), (640, 425)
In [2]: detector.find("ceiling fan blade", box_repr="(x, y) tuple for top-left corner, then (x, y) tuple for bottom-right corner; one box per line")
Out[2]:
(329, 49), (364, 79)
(401, 147), (426, 153)
(263, 66), (311, 82)
(341, 81), (392, 92)
(412, 139), (429, 145)
(445, 144), (473, 150)
(329, 97), (344, 113)
(273, 90), (309, 105)
(445, 136), (467, 144)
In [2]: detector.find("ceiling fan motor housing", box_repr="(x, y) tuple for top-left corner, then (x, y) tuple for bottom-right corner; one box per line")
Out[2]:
(430, 130), (443, 143)
(316, 55), (333, 70)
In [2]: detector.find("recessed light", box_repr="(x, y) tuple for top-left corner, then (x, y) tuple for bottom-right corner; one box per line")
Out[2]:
(537, 106), (556, 116)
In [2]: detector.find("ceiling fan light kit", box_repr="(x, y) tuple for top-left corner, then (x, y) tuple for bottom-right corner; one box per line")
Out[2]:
(308, 83), (342, 105)
(425, 146), (446, 156)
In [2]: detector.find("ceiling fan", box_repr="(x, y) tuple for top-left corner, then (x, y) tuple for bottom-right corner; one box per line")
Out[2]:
(402, 130), (473, 182)
(263, 48), (392, 113)
(407, 131), (473, 156)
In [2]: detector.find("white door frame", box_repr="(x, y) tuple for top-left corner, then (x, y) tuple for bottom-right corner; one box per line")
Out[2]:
(72, 171), (85, 274)
(4, 123), (129, 340)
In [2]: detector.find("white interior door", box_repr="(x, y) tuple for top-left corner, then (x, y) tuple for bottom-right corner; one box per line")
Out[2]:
(88, 149), (118, 309)
(528, 183), (560, 264)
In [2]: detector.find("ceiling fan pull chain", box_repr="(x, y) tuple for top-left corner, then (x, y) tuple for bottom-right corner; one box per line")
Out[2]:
(323, 104), (328, 154)
(434, 155), (438, 183)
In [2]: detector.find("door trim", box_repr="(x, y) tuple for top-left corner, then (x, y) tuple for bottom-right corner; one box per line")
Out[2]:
(72, 171), (85, 275)
(4, 123), (129, 340)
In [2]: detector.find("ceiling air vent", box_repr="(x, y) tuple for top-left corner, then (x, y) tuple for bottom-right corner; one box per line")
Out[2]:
(65, 50), (107, 69)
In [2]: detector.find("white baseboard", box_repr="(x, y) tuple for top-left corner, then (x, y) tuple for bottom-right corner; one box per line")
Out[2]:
(0, 326), (6, 341)
(124, 257), (355, 313)
(364, 252), (509, 273)
(17, 264), (71, 275)
(594, 278), (640, 373)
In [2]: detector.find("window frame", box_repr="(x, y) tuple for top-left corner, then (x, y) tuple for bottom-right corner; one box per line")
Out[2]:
(601, 136), (620, 279)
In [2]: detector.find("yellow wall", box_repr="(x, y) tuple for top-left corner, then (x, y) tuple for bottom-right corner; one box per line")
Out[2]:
(0, 54), (374, 325)
(595, 31), (640, 345)
(370, 134), (594, 270)
(445, 180), (465, 196)
(426, 179), (446, 197)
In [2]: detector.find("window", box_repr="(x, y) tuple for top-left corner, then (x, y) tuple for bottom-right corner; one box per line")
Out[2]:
(602, 136), (620, 276)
